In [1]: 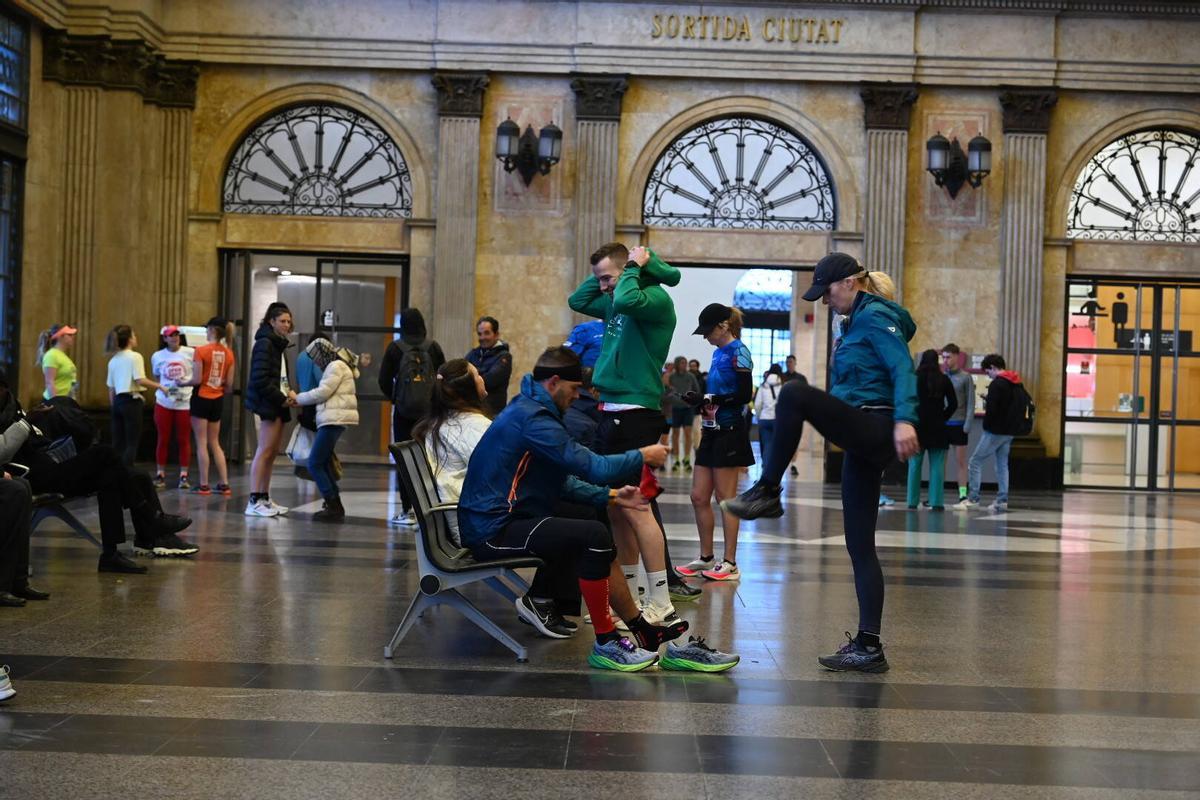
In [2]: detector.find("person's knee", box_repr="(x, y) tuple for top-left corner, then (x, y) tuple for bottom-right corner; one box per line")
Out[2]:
(689, 487), (710, 508)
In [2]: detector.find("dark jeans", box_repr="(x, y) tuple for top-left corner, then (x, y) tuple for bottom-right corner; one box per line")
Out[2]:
(594, 407), (685, 586)
(0, 478), (33, 591)
(392, 410), (418, 512)
(27, 444), (161, 550)
(471, 515), (615, 582)
(111, 394), (144, 466)
(757, 418), (776, 467)
(765, 380), (894, 634)
(308, 425), (345, 500)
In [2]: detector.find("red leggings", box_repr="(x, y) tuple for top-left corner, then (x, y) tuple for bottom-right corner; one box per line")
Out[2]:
(153, 405), (192, 468)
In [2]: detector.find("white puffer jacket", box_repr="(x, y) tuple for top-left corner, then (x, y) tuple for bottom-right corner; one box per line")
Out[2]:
(295, 360), (359, 427)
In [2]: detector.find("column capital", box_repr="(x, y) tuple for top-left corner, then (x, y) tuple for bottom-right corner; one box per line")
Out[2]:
(570, 74), (629, 122)
(999, 88), (1058, 135)
(859, 83), (917, 131)
(43, 31), (198, 108)
(431, 72), (489, 118)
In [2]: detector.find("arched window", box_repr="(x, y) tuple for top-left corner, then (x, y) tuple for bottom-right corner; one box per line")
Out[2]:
(223, 103), (412, 218)
(1067, 128), (1200, 243)
(643, 116), (835, 231)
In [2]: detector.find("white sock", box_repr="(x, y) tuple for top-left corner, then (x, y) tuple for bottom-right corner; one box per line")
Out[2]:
(637, 562), (649, 599)
(647, 569), (670, 609)
(622, 565), (640, 606)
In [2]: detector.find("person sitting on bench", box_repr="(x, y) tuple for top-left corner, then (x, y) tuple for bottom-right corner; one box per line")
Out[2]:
(0, 471), (45, 607)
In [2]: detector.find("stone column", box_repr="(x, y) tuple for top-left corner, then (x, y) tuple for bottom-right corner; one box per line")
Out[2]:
(61, 86), (100, 340)
(998, 89), (1057, 388)
(570, 75), (628, 288)
(860, 83), (917, 300)
(431, 72), (488, 358)
(155, 106), (192, 323)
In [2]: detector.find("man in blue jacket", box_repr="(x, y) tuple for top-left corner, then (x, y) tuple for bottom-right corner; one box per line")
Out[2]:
(459, 348), (738, 673)
(563, 319), (605, 368)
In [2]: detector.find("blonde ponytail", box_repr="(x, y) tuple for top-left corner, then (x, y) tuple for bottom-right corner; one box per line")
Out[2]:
(856, 270), (896, 302)
(35, 329), (52, 361)
(727, 306), (744, 338)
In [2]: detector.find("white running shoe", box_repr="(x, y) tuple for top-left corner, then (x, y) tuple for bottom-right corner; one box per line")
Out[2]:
(988, 501), (1009, 513)
(674, 556), (715, 578)
(701, 560), (741, 582)
(952, 498), (980, 511)
(0, 664), (15, 701)
(642, 601), (681, 626)
(390, 510), (417, 526)
(267, 499), (289, 516)
(244, 500), (280, 517)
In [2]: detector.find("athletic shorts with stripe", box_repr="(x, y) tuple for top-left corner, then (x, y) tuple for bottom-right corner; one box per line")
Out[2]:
(470, 516), (615, 581)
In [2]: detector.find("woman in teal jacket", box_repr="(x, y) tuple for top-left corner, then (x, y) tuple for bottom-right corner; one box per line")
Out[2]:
(724, 253), (920, 675)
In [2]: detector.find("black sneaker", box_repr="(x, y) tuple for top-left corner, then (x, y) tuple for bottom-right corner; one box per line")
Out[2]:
(515, 596), (573, 639)
(133, 537), (156, 556)
(155, 512), (193, 536)
(153, 533), (199, 557)
(721, 481), (784, 520)
(98, 552), (148, 574)
(818, 632), (889, 673)
(669, 581), (703, 602)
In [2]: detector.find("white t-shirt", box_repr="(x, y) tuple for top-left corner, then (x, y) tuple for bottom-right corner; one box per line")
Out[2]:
(421, 411), (491, 544)
(106, 349), (147, 398)
(151, 346), (195, 410)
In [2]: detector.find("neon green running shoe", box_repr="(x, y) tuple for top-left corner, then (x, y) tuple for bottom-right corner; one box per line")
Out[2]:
(588, 637), (659, 672)
(660, 636), (740, 672)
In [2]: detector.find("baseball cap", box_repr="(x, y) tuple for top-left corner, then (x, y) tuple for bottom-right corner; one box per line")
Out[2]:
(693, 303), (733, 336)
(161, 325), (181, 337)
(49, 324), (78, 340)
(801, 253), (864, 302)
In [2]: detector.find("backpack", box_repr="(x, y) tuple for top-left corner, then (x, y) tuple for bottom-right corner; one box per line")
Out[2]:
(392, 341), (434, 418)
(1008, 382), (1036, 436)
(28, 396), (98, 452)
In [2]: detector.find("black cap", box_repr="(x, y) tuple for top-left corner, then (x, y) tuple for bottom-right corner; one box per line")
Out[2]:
(693, 303), (732, 336)
(802, 253), (863, 302)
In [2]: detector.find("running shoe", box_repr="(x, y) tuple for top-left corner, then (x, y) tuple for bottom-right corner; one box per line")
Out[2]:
(674, 555), (714, 578)
(588, 637), (659, 672)
(701, 560), (740, 582)
(988, 501), (1009, 513)
(266, 499), (289, 516)
(515, 596), (573, 639)
(660, 636), (740, 673)
(152, 533), (200, 557)
(391, 510), (417, 527)
(152, 474), (167, 490)
(642, 601), (681, 627)
(669, 581), (703, 602)
(721, 481), (783, 520)
(671, 461), (682, 473)
(878, 494), (895, 507)
(952, 498), (980, 511)
(192, 484), (212, 496)
(818, 632), (889, 673)
(178, 475), (191, 490)
(245, 500), (280, 517)
(682, 459), (693, 472)
(0, 665), (14, 701)
(216, 483), (233, 496)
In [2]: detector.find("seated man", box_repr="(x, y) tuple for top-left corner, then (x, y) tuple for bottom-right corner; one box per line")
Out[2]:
(458, 347), (738, 672)
(0, 368), (197, 572)
(0, 471), (45, 607)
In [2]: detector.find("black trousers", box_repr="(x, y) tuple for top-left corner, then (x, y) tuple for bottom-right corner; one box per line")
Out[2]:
(27, 445), (160, 549)
(0, 478), (33, 591)
(594, 408), (685, 586)
(765, 380), (895, 634)
(471, 515), (615, 583)
(110, 394), (144, 466)
(392, 410), (419, 512)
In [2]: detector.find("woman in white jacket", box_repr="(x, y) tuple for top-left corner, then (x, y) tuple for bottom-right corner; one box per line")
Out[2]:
(411, 359), (490, 545)
(753, 364), (784, 469)
(289, 338), (359, 521)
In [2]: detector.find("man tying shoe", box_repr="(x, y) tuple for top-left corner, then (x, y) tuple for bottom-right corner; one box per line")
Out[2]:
(569, 243), (703, 621)
(458, 347), (737, 672)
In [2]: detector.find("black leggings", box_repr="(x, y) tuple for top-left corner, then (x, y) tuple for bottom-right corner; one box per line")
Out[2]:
(472, 515), (615, 581)
(765, 380), (894, 634)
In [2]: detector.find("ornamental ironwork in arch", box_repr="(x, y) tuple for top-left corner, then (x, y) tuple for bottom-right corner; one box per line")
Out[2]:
(223, 103), (412, 218)
(1067, 128), (1200, 243)
(643, 116), (835, 231)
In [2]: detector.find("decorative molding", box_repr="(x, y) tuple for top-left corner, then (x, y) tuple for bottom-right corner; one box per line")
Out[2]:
(1000, 88), (1058, 134)
(860, 83), (918, 130)
(570, 74), (628, 122)
(431, 72), (489, 118)
(42, 31), (198, 108)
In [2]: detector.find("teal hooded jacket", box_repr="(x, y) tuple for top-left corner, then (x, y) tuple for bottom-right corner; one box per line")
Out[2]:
(830, 291), (919, 425)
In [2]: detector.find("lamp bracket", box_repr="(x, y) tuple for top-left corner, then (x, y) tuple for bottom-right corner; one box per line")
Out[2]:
(501, 125), (541, 186)
(935, 137), (969, 199)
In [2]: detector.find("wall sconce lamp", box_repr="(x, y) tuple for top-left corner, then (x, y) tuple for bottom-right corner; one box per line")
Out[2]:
(926, 133), (991, 198)
(496, 118), (562, 185)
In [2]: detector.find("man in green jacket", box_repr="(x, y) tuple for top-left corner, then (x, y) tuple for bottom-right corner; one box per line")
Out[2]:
(569, 243), (702, 622)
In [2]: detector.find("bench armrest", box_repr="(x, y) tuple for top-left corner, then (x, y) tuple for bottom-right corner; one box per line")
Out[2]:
(428, 503), (459, 515)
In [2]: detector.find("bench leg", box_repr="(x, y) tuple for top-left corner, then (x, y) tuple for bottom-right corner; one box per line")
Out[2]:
(484, 576), (520, 605)
(441, 589), (529, 662)
(384, 591), (434, 659)
(502, 569), (532, 595)
(31, 507), (103, 549)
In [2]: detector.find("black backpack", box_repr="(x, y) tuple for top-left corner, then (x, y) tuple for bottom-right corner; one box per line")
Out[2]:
(1008, 382), (1036, 436)
(392, 341), (434, 419)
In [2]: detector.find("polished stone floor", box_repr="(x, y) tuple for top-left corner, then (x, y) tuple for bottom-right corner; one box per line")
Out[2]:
(2, 454), (1199, 798)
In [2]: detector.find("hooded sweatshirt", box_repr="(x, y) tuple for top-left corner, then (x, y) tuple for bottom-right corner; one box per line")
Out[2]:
(983, 369), (1024, 435)
(829, 291), (919, 425)
(568, 250), (680, 409)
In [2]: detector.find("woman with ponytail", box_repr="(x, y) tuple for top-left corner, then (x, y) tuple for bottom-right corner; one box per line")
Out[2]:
(105, 325), (165, 467)
(411, 359), (490, 544)
(38, 323), (79, 400)
(244, 301), (294, 517)
(723, 253), (919, 674)
(189, 317), (236, 496)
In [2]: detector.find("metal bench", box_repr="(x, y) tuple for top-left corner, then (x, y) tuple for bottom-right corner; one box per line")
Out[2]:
(384, 441), (543, 663)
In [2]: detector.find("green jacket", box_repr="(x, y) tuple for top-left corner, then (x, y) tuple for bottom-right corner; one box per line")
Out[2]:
(568, 251), (679, 408)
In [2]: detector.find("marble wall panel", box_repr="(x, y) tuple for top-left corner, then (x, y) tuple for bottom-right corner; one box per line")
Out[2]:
(491, 97), (567, 215)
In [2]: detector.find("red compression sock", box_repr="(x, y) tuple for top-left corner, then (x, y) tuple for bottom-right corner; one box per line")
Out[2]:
(579, 577), (614, 636)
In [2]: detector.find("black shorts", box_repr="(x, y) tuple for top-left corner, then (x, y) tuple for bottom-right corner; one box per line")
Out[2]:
(253, 407), (292, 424)
(595, 408), (667, 455)
(669, 407), (695, 428)
(945, 424), (969, 446)
(694, 424), (755, 468)
(190, 394), (224, 422)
